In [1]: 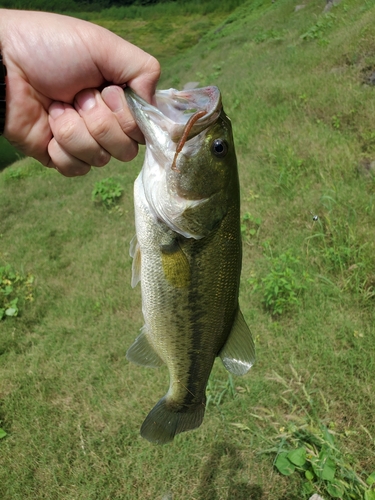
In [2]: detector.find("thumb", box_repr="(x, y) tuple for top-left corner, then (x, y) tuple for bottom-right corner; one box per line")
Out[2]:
(85, 26), (160, 103)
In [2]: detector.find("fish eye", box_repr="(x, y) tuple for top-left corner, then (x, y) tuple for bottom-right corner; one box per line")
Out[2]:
(211, 139), (228, 158)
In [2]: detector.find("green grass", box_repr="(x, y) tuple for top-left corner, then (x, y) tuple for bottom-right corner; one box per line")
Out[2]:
(1, 0), (375, 498)
(0, 136), (24, 171)
(89, 9), (231, 65)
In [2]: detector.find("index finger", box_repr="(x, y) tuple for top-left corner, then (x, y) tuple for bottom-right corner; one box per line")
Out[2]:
(85, 29), (160, 103)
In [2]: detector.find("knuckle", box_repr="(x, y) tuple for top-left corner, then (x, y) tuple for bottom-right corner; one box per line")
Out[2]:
(146, 55), (161, 80)
(48, 137), (91, 176)
(55, 119), (77, 145)
(93, 149), (110, 167)
(88, 115), (109, 142)
(122, 118), (137, 135)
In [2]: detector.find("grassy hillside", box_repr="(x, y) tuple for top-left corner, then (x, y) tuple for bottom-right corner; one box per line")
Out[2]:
(1, 1), (375, 499)
(81, 0), (249, 64)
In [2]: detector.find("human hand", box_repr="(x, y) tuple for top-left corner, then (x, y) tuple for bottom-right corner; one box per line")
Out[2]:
(0, 9), (160, 176)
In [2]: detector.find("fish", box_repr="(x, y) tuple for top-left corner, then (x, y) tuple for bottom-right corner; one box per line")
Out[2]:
(125, 86), (255, 444)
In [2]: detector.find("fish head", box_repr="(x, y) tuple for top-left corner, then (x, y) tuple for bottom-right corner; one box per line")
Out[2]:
(169, 108), (237, 201)
(125, 86), (238, 238)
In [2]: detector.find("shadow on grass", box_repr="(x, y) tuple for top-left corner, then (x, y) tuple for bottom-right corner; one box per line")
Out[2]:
(196, 441), (263, 500)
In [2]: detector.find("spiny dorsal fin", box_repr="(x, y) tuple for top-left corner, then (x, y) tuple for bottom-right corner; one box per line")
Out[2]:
(219, 308), (255, 376)
(126, 326), (164, 368)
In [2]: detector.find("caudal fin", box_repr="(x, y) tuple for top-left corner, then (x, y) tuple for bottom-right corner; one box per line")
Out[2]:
(140, 397), (205, 444)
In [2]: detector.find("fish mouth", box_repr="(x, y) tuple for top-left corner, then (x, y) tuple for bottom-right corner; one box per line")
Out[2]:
(124, 86), (222, 145)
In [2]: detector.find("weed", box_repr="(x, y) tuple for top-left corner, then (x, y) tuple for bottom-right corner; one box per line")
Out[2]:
(301, 13), (336, 44)
(206, 373), (236, 409)
(249, 248), (312, 316)
(3, 168), (26, 180)
(258, 367), (375, 499)
(241, 212), (262, 240)
(0, 264), (34, 320)
(332, 114), (341, 130)
(1, 158), (46, 181)
(0, 428), (6, 439)
(273, 424), (375, 499)
(91, 177), (123, 208)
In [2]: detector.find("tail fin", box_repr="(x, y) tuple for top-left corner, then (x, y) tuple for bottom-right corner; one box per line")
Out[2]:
(140, 397), (205, 444)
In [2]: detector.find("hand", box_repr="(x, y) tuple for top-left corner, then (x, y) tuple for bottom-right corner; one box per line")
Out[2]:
(0, 9), (160, 176)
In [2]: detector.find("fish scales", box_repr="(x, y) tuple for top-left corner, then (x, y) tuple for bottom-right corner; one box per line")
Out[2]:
(125, 86), (255, 444)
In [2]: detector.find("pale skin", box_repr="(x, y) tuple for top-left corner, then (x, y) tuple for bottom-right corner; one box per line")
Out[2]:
(0, 9), (160, 176)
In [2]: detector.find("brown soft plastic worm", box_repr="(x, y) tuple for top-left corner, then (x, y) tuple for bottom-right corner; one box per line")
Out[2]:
(171, 110), (207, 172)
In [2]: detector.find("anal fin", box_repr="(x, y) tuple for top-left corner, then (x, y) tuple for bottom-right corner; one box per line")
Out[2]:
(126, 326), (164, 368)
(219, 308), (255, 376)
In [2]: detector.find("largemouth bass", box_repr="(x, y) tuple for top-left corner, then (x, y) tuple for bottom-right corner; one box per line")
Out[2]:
(125, 86), (255, 444)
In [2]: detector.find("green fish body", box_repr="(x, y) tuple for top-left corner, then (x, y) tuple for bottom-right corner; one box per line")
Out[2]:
(125, 86), (255, 444)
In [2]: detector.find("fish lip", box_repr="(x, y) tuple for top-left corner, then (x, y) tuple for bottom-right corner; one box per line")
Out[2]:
(124, 86), (222, 144)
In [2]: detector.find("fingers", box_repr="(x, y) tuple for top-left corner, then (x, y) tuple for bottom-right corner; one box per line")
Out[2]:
(47, 140), (92, 177)
(76, 86), (143, 155)
(126, 54), (161, 104)
(88, 32), (160, 103)
(48, 101), (110, 176)
(48, 88), (141, 176)
(100, 86), (144, 145)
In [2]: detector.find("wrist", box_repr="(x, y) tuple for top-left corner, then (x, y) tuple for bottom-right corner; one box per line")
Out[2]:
(0, 10), (10, 136)
(0, 50), (6, 135)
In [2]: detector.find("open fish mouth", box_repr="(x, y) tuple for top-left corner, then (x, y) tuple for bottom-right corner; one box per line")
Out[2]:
(124, 85), (227, 238)
(124, 86), (222, 144)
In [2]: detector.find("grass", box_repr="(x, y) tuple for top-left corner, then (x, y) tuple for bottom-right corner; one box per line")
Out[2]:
(0, 137), (23, 171)
(1, 0), (375, 498)
(89, 10), (230, 65)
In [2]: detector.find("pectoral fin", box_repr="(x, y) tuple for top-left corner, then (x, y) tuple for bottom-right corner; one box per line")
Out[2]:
(126, 326), (164, 368)
(160, 239), (191, 288)
(129, 235), (141, 288)
(219, 308), (255, 376)
(173, 191), (227, 239)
